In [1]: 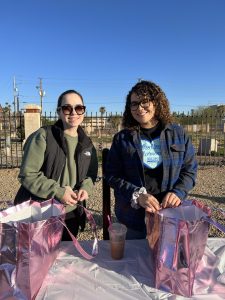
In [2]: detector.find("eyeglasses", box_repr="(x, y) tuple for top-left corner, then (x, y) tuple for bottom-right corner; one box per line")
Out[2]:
(59, 104), (86, 115)
(130, 98), (150, 111)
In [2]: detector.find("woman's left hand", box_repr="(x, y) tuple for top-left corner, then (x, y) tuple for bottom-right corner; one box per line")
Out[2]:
(75, 189), (89, 201)
(161, 192), (181, 208)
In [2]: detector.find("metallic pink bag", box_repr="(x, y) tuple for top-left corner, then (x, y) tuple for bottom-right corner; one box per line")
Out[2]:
(0, 199), (98, 300)
(146, 200), (225, 297)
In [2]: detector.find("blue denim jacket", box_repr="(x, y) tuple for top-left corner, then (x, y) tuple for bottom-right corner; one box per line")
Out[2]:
(105, 123), (198, 231)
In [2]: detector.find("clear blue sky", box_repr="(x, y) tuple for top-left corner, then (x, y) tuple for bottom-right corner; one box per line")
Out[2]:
(0, 0), (225, 115)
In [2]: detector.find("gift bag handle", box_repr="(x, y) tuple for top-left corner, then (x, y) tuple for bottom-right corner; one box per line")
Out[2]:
(203, 207), (225, 233)
(59, 204), (98, 260)
(31, 199), (98, 260)
(183, 199), (225, 234)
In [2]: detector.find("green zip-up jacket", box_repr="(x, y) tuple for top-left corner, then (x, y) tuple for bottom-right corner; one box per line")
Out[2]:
(14, 120), (98, 204)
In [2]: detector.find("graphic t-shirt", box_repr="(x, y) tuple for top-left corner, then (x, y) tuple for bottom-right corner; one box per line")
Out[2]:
(140, 123), (165, 202)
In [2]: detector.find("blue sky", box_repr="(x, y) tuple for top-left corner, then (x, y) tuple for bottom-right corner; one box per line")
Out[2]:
(0, 0), (225, 115)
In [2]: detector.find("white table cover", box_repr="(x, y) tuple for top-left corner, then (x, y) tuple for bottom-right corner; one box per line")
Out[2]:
(37, 238), (225, 300)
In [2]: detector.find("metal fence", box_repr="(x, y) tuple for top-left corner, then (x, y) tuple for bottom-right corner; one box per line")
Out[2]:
(0, 110), (225, 168)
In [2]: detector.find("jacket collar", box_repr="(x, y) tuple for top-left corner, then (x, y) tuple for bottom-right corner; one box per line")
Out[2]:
(129, 122), (174, 135)
(54, 120), (89, 143)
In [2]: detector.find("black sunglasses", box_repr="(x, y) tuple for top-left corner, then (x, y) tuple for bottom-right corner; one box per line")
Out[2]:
(59, 104), (86, 115)
(130, 98), (150, 111)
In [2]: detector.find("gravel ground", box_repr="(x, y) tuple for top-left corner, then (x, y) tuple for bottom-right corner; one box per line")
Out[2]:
(0, 166), (225, 239)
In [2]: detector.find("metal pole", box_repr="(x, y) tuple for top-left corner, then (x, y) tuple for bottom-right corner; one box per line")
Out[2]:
(39, 77), (43, 113)
(16, 96), (19, 112)
(13, 76), (18, 113)
(102, 148), (111, 240)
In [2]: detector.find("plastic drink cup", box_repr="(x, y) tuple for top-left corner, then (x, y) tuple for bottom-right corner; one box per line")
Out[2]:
(108, 223), (127, 260)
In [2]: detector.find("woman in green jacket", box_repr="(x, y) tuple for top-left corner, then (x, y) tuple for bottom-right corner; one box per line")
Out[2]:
(15, 89), (98, 239)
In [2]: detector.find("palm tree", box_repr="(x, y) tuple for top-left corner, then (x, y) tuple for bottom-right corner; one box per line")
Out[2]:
(3, 102), (11, 113)
(99, 107), (106, 132)
(99, 106), (106, 117)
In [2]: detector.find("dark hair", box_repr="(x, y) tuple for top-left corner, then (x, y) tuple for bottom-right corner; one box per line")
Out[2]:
(57, 89), (84, 108)
(122, 80), (173, 129)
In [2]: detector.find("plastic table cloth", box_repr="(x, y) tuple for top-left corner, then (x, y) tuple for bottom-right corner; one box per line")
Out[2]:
(37, 238), (225, 300)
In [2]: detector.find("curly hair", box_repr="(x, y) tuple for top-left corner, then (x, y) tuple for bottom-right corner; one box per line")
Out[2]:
(122, 80), (173, 129)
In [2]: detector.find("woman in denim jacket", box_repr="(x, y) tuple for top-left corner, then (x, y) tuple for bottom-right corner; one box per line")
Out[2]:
(105, 80), (197, 239)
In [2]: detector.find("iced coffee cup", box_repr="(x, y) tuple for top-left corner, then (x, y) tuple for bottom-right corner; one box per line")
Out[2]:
(108, 223), (127, 260)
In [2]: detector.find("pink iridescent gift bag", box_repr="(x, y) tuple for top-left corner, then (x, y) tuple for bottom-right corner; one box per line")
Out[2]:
(146, 199), (225, 297)
(0, 199), (98, 300)
(0, 199), (65, 300)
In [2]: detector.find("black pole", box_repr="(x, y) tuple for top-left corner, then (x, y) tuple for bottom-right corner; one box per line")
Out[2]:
(102, 148), (111, 240)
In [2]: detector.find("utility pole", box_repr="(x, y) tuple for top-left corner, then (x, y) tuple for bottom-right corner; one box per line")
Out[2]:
(13, 76), (19, 113)
(16, 95), (20, 112)
(36, 77), (45, 113)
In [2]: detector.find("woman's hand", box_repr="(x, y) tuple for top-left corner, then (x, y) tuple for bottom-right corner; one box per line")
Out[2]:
(75, 189), (89, 201)
(61, 186), (78, 206)
(138, 193), (161, 213)
(161, 192), (181, 208)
